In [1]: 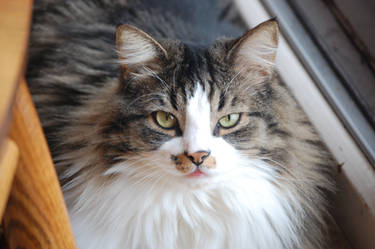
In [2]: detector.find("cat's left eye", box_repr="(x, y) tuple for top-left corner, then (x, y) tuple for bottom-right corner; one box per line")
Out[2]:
(218, 113), (241, 129)
(153, 111), (177, 129)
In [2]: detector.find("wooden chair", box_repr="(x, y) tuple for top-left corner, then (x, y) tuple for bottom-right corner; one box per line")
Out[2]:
(0, 0), (77, 248)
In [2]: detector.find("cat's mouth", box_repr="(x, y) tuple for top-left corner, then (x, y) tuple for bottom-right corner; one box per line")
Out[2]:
(187, 168), (206, 178)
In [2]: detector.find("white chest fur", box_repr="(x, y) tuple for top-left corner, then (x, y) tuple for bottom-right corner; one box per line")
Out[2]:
(69, 159), (301, 249)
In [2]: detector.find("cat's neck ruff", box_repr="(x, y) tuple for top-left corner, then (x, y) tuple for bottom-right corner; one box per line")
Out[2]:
(69, 158), (301, 249)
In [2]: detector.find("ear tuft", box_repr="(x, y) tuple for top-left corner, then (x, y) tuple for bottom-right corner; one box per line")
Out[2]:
(116, 25), (167, 72)
(229, 20), (279, 74)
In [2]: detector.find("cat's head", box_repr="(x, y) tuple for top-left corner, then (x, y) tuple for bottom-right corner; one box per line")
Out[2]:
(91, 20), (280, 186)
(65, 20), (281, 187)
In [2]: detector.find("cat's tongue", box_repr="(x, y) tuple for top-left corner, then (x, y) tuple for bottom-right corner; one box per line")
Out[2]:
(188, 169), (205, 178)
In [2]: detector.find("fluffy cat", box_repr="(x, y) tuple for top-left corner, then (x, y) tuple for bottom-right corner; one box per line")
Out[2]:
(27, 0), (335, 248)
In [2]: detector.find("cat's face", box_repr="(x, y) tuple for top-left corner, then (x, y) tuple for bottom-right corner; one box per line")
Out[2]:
(103, 20), (279, 185)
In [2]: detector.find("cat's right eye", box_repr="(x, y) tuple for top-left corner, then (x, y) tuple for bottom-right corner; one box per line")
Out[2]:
(153, 111), (177, 129)
(218, 113), (241, 129)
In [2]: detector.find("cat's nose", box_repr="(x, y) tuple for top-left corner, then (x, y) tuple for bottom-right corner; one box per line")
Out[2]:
(185, 150), (211, 166)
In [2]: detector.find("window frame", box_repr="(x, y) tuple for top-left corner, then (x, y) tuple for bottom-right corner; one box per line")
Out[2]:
(234, 0), (375, 248)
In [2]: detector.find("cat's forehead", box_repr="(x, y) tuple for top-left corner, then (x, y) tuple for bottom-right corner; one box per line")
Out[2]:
(163, 43), (231, 97)
(123, 41), (250, 115)
(171, 44), (249, 108)
(171, 44), (212, 84)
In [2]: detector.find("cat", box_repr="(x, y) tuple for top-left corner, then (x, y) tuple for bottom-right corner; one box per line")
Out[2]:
(27, 0), (335, 248)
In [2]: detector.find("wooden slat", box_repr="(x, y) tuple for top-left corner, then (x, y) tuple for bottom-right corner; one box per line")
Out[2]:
(0, 0), (33, 148)
(3, 80), (77, 249)
(0, 139), (19, 219)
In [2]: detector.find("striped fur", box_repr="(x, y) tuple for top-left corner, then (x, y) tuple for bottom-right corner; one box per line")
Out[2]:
(27, 1), (335, 249)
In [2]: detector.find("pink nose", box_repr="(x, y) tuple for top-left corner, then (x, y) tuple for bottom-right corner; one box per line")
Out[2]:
(185, 151), (210, 166)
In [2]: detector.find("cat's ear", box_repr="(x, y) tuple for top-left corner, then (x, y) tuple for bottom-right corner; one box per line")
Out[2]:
(116, 24), (168, 76)
(228, 20), (279, 75)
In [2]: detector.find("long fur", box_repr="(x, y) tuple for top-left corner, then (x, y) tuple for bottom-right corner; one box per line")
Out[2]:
(27, 1), (335, 248)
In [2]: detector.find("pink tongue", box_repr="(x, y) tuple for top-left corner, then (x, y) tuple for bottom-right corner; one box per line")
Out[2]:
(188, 169), (205, 177)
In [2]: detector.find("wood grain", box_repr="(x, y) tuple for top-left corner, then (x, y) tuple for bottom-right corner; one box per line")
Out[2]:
(3, 80), (77, 249)
(0, 139), (19, 219)
(0, 0), (33, 149)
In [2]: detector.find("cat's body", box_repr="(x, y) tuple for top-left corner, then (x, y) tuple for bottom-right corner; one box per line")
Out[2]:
(28, 1), (335, 249)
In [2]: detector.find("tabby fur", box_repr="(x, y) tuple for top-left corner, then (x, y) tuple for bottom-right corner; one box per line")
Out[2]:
(27, 0), (335, 248)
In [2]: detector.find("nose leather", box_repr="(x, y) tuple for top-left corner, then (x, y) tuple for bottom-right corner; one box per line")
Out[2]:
(185, 151), (211, 166)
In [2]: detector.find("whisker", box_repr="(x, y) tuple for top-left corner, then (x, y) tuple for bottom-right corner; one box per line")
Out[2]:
(143, 66), (171, 93)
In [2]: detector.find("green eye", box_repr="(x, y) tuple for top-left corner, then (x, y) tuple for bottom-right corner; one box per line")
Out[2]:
(218, 113), (241, 128)
(154, 111), (177, 129)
